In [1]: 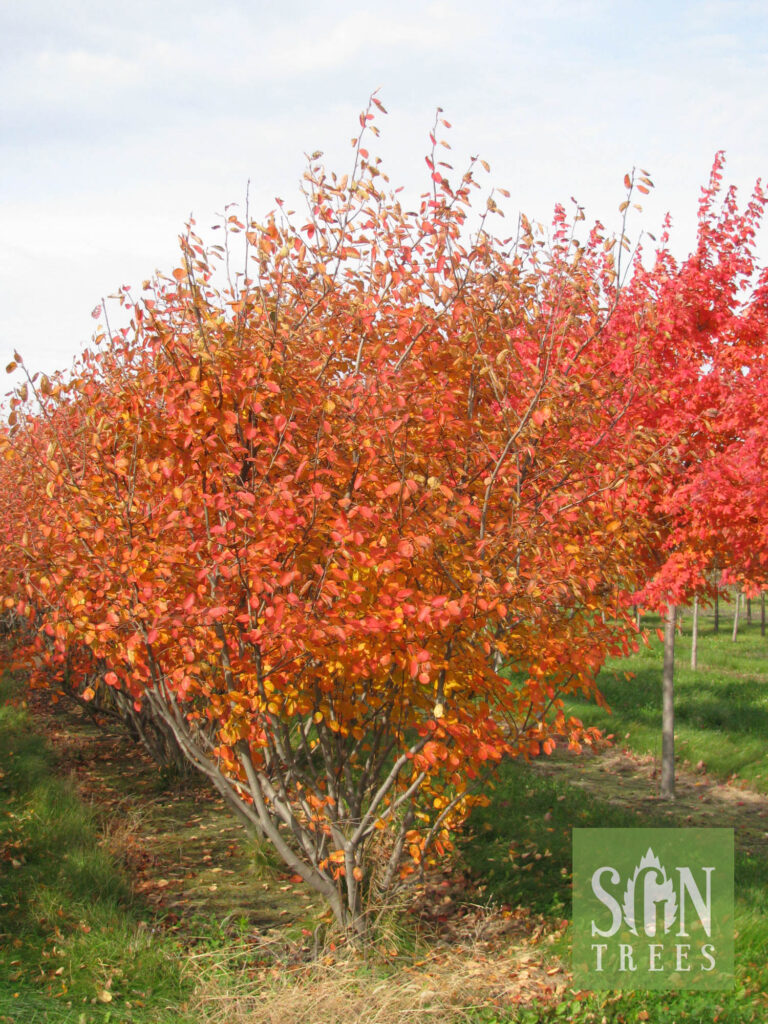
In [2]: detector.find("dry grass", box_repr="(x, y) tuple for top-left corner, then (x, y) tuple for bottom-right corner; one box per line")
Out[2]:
(98, 799), (150, 861)
(185, 910), (569, 1024)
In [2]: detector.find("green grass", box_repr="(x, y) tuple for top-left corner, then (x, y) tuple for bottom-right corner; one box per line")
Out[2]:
(464, 760), (768, 1021)
(462, 606), (768, 1022)
(563, 608), (768, 791)
(3, 604), (767, 1023)
(0, 673), (196, 1024)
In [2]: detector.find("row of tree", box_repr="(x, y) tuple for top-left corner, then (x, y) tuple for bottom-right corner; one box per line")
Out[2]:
(2, 103), (767, 933)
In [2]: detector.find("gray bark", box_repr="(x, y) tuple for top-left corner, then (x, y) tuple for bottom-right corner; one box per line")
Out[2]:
(660, 604), (676, 800)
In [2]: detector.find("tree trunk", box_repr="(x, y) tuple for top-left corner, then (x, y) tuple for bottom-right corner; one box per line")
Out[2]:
(732, 590), (741, 642)
(747, 597), (753, 624)
(762, 592), (766, 638)
(714, 586), (719, 633)
(661, 604), (676, 800)
(691, 596), (699, 671)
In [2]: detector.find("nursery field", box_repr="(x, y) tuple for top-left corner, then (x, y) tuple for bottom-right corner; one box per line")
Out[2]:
(1, 615), (767, 1023)
(562, 607), (768, 793)
(4, 111), (768, 1024)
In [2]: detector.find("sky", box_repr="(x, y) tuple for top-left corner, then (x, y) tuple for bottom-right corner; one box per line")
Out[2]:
(2, 0), (768, 384)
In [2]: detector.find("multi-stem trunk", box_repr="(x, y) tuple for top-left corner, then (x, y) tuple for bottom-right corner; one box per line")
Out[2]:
(139, 673), (434, 939)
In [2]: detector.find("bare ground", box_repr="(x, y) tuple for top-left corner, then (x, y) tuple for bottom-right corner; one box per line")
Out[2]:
(529, 739), (768, 858)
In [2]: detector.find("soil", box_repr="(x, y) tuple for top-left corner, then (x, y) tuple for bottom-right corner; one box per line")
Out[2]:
(530, 739), (768, 859)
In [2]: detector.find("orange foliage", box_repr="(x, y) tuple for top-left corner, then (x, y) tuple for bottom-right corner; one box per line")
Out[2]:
(4, 106), (765, 930)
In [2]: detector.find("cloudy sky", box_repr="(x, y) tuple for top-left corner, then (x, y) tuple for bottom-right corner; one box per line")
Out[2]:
(2, 0), (767, 382)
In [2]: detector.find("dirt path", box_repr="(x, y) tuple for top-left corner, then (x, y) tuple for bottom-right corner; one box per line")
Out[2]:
(530, 740), (768, 857)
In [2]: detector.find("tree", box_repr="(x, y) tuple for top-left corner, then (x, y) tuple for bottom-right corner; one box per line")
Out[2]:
(632, 155), (768, 798)
(4, 111), (766, 933)
(690, 595), (699, 671)
(661, 604), (676, 800)
(1, 103), (668, 935)
(0, 384), (203, 777)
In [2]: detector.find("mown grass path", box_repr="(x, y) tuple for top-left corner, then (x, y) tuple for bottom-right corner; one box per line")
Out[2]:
(33, 692), (312, 936)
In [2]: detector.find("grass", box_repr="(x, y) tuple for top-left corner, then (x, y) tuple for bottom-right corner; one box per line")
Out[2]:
(0, 674), (196, 1023)
(562, 607), (768, 791)
(462, 605), (768, 1021)
(464, 759), (768, 1021)
(2, 604), (767, 1022)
